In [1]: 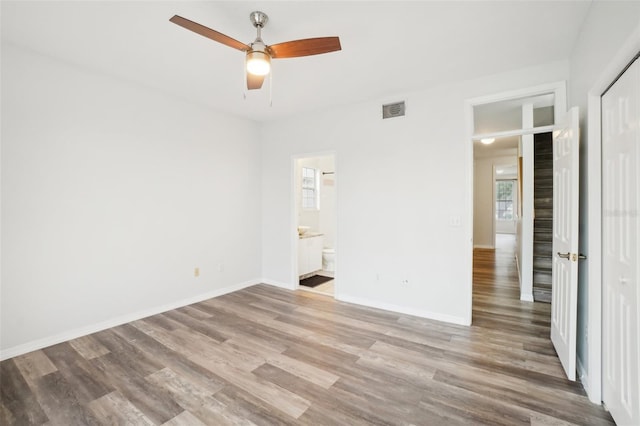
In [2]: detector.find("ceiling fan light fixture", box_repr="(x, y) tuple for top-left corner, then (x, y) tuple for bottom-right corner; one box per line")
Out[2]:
(246, 50), (271, 76)
(169, 11), (341, 91)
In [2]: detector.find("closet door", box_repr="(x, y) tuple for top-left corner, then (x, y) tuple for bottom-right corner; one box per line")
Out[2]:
(602, 56), (639, 426)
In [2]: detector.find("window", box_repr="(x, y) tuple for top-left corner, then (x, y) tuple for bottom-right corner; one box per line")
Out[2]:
(302, 167), (319, 210)
(496, 180), (515, 220)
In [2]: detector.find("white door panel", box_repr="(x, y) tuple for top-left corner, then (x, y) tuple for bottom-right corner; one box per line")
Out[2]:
(551, 107), (580, 381)
(602, 57), (639, 426)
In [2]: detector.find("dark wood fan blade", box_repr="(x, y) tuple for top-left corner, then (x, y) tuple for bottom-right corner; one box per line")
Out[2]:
(170, 15), (249, 52)
(268, 37), (341, 59)
(247, 73), (265, 90)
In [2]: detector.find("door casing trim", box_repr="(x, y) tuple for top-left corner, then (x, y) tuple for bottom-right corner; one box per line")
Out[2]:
(585, 23), (640, 405)
(464, 81), (567, 318)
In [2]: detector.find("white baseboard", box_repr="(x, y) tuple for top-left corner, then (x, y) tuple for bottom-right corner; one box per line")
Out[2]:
(260, 278), (294, 290)
(515, 255), (534, 301)
(474, 244), (495, 249)
(0, 279), (260, 361)
(514, 253), (535, 302)
(337, 293), (469, 326)
(520, 293), (534, 302)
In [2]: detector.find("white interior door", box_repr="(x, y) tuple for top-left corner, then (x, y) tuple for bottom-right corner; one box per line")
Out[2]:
(550, 106), (580, 381)
(602, 57), (639, 426)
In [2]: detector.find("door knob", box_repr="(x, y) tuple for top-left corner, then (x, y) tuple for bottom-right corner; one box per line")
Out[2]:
(557, 252), (571, 259)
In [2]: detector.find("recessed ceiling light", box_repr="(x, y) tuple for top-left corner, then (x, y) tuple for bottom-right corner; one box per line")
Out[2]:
(481, 138), (495, 145)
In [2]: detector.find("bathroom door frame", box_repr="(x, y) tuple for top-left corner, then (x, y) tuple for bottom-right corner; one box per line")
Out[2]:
(290, 151), (338, 297)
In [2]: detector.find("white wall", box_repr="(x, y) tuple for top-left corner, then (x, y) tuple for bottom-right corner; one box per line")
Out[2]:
(261, 60), (569, 325)
(318, 156), (337, 249)
(0, 43), (262, 357)
(568, 1), (640, 393)
(474, 153), (518, 247)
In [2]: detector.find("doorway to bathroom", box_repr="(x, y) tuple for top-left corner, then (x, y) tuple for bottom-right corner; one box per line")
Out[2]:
(293, 154), (337, 297)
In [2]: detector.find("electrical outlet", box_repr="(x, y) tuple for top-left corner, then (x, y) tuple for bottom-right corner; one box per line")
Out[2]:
(194, 267), (200, 277)
(402, 279), (409, 285)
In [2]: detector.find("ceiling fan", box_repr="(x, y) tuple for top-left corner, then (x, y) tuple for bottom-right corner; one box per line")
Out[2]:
(170, 11), (341, 90)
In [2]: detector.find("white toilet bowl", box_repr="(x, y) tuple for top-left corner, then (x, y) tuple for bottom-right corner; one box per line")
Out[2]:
(322, 248), (335, 271)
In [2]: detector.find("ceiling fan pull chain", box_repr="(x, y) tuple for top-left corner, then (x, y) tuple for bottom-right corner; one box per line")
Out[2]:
(242, 58), (247, 100)
(269, 70), (273, 107)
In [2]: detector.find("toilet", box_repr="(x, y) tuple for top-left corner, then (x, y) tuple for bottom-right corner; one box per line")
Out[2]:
(322, 248), (335, 272)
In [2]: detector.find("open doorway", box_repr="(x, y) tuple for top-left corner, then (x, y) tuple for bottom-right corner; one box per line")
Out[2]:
(473, 138), (519, 250)
(293, 154), (337, 296)
(466, 82), (566, 314)
(467, 83), (589, 386)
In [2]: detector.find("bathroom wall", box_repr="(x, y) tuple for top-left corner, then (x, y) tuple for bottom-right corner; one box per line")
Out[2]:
(296, 155), (336, 249)
(318, 156), (336, 249)
(296, 157), (321, 231)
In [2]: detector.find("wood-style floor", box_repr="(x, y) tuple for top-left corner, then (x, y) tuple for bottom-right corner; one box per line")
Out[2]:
(1, 236), (614, 425)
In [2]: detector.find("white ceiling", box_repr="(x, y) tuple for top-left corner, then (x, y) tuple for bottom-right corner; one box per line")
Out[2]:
(1, 1), (592, 122)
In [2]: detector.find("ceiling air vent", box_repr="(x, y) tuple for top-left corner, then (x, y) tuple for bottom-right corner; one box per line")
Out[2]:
(382, 101), (406, 119)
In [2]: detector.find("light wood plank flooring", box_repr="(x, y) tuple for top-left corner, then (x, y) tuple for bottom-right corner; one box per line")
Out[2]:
(1, 240), (613, 425)
(299, 280), (334, 296)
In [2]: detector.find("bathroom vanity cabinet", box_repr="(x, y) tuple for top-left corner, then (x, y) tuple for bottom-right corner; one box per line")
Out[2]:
(298, 234), (323, 276)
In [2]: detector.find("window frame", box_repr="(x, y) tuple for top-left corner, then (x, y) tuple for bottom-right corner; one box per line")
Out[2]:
(495, 179), (516, 221)
(301, 167), (320, 211)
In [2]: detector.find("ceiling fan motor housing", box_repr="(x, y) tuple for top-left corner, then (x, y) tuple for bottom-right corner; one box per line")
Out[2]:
(250, 11), (268, 28)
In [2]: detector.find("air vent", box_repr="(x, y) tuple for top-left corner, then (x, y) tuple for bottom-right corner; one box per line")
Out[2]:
(382, 101), (406, 119)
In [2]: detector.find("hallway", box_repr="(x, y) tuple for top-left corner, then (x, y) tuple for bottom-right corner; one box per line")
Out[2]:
(473, 234), (551, 338)
(470, 234), (612, 423)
